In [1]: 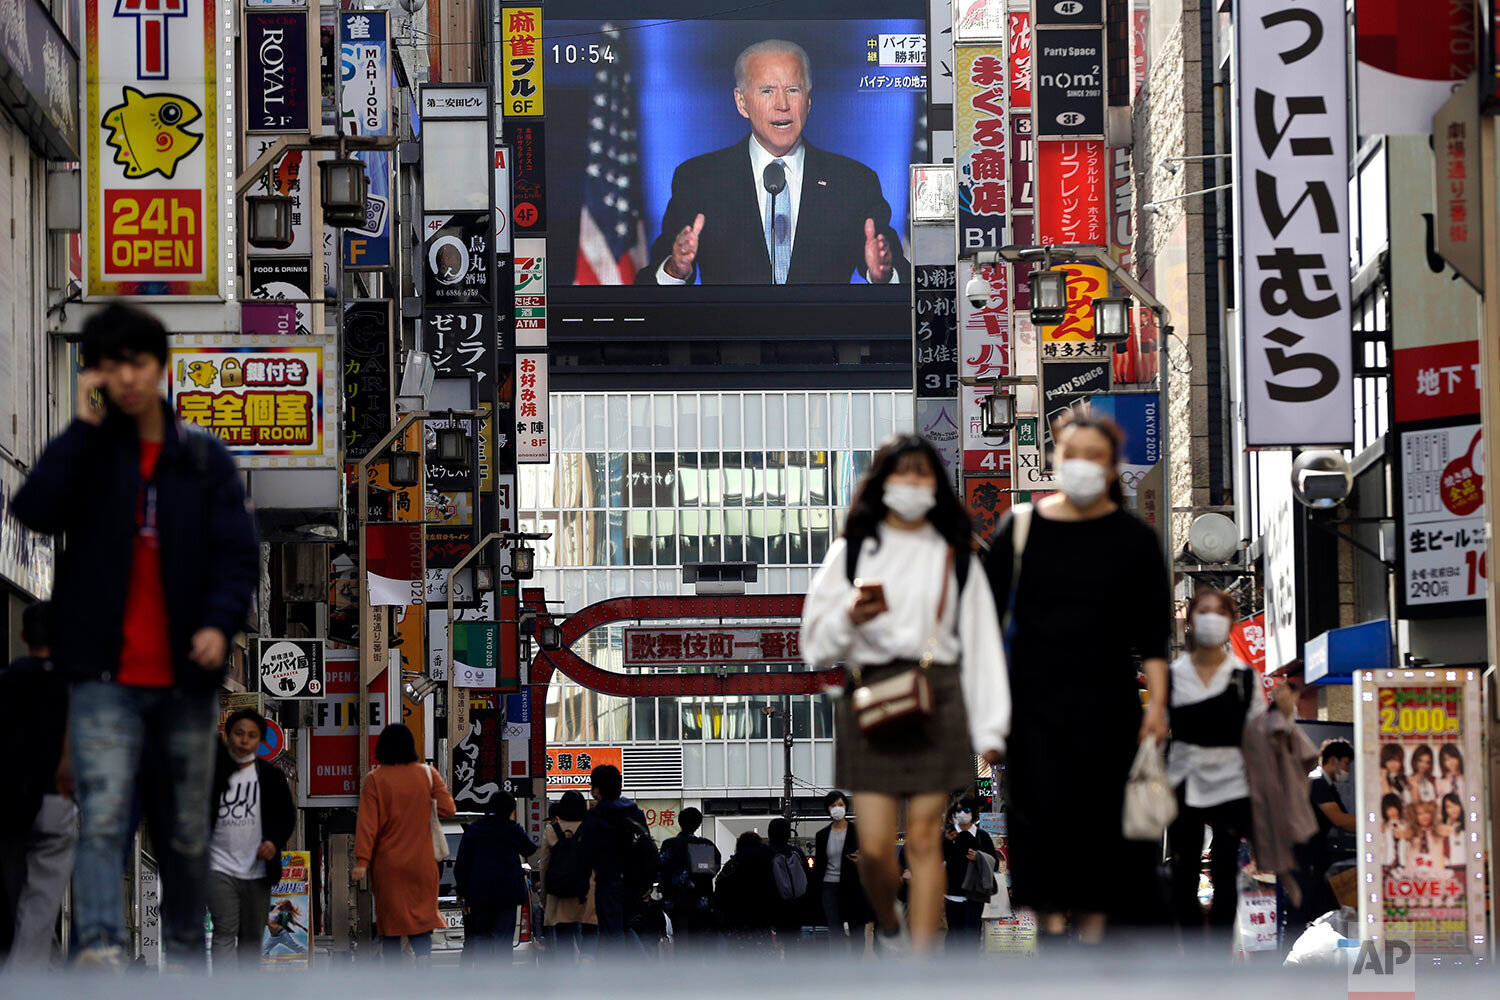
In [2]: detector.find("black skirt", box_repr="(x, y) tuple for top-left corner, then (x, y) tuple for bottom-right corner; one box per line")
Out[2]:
(835, 661), (976, 796)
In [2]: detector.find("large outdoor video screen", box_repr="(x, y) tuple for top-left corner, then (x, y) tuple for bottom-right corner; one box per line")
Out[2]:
(544, 1), (926, 295)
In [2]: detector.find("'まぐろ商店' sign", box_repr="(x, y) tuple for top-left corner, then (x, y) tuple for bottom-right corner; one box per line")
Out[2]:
(84, 0), (234, 296)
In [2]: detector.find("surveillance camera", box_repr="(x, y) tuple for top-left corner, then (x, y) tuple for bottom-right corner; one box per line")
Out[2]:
(964, 272), (992, 309)
(1291, 450), (1352, 510)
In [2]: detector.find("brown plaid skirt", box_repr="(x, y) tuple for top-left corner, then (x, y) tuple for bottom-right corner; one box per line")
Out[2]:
(835, 661), (976, 796)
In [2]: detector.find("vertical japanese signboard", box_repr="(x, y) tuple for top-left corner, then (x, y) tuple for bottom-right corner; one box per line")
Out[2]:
(955, 45), (1008, 251)
(915, 263), (960, 397)
(245, 11), (310, 133)
(300, 650), (395, 804)
(1355, 667), (1487, 957)
(515, 239), (548, 349)
(1236, 0), (1352, 448)
(1396, 421), (1487, 617)
(85, 0), (234, 296)
(339, 11), (391, 269)
(516, 355), (550, 463)
(502, 7), (544, 116)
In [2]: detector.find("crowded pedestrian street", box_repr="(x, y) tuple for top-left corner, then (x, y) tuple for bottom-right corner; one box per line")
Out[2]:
(0, 0), (1498, 991)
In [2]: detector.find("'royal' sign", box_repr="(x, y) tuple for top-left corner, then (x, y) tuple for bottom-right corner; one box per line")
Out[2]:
(246, 11), (309, 133)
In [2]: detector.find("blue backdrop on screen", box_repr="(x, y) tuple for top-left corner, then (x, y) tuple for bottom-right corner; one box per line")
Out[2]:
(545, 17), (925, 286)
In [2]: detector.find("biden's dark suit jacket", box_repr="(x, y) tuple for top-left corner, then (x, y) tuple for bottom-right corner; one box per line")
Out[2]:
(635, 138), (910, 285)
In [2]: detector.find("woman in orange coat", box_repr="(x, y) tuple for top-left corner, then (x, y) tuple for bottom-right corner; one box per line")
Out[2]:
(352, 724), (457, 963)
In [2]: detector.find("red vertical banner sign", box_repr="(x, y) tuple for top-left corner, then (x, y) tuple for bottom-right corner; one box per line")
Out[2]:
(1036, 140), (1107, 245)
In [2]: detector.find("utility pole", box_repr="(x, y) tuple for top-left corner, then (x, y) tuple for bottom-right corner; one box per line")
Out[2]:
(782, 694), (794, 823)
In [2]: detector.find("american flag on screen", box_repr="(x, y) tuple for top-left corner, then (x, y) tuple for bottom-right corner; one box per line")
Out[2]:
(574, 28), (647, 285)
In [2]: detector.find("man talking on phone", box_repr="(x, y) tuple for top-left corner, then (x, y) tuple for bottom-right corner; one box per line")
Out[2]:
(12, 303), (259, 970)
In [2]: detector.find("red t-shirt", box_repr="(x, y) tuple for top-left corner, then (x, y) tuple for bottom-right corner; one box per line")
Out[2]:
(117, 440), (174, 688)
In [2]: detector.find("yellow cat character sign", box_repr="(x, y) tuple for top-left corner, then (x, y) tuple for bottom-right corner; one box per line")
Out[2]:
(84, 0), (235, 297)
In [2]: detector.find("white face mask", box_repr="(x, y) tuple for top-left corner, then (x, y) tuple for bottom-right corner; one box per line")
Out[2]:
(953, 811), (973, 828)
(1191, 612), (1231, 648)
(829, 805), (846, 822)
(231, 750), (257, 765)
(883, 483), (936, 522)
(1057, 459), (1109, 508)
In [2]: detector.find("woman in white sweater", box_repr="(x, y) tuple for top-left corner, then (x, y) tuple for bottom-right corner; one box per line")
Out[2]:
(800, 434), (1010, 953)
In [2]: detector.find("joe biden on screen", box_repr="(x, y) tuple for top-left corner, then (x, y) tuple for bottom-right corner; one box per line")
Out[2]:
(636, 39), (910, 286)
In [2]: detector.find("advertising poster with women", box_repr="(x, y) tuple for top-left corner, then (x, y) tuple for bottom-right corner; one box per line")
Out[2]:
(262, 850), (312, 968)
(1355, 669), (1487, 955)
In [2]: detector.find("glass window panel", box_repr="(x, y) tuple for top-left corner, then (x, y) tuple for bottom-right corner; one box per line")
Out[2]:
(852, 395), (873, 449)
(830, 393), (850, 449)
(702, 517), (723, 563)
(634, 697), (656, 741)
(792, 742), (812, 784)
(832, 451), (855, 507)
(805, 394), (828, 448)
(810, 508), (831, 565)
(895, 391), (915, 433)
(677, 395), (699, 449)
(677, 452), (699, 506)
(585, 453), (607, 506)
(629, 452), (652, 506)
(853, 451), (872, 486)
(724, 510), (746, 562)
(748, 451), (766, 505)
(786, 394), (807, 449)
(630, 395), (651, 449)
(562, 395), (583, 451)
(768, 512), (792, 566)
(701, 394), (721, 450)
(746, 696), (770, 738)
(563, 571), (586, 613)
(727, 743), (748, 787)
(765, 394), (785, 448)
(786, 509), (807, 565)
(657, 569), (679, 595)
(722, 451), (745, 506)
(722, 395), (742, 449)
(723, 699), (748, 739)
(743, 396), (763, 449)
(629, 511), (652, 565)
(679, 510), (702, 565)
(808, 450), (828, 505)
(551, 453), (579, 507)
(764, 451), (786, 507)
(590, 512), (609, 566)
(873, 393), (895, 442)
(610, 569), (630, 598)
(608, 452), (626, 507)
(749, 744), (769, 787)
(584, 396), (606, 451)
(769, 747), (784, 788)
(658, 697), (680, 740)
(700, 452), (722, 505)
(680, 700), (703, 741)
(706, 744), (726, 787)
(607, 394), (628, 451)
(520, 467), (538, 511)
(813, 693), (833, 737)
(654, 395), (674, 450)
(792, 696), (811, 739)
(633, 569), (654, 596)
(784, 451), (807, 505)
(587, 567), (607, 609)
(528, 464), (556, 515)
(683, 743), (703, 786)
(654, 453), (676, 507)
(607, 512), (625, 565)
(654, 510), (677, 566)
(813, 743), (833, 787)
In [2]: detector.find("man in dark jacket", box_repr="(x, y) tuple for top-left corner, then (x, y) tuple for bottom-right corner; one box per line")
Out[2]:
(208, 708), (296, 970)
(0, 602), (75, 968)
(658, 807), (720, 946)
(577, 764), (654, 944)
(11, 304), (259, 969)
(453, 791), (538, 964)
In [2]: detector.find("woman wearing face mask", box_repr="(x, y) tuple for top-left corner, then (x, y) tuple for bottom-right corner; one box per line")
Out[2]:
(809, 791), (871, 954)
(982, 416), (1169, 946)
(802, 435), (1010, 952)
(940, 796), (997, 951)
(1164, 588), (1289, 952)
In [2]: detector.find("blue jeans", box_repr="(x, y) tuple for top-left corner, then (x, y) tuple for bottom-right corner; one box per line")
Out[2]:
(460, 904), (516, 964)
(70, 682), (217, 964)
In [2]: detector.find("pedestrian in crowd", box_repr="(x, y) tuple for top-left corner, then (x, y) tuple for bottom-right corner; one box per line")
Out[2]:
(766, 818), (809, 952)
(577, 764), (656, 947)
(802, 434), (1011, 952)
(352, 724), (457, 965)
(539, 790), (596, 959)
(983, 415), (1170, 947)
(713, 832), (778, 952)
(658, 807), (720, 948)
(207, 708), (295, 971)
(807, 791), (870, 953)
(1164, 588), (1290, 952)
(0, 601), (75, 969)
(453, 790), (538, 964)
(941, 796), (997, 951)
(1290, 739), (1356, 925)
(12, 304), (259, 970)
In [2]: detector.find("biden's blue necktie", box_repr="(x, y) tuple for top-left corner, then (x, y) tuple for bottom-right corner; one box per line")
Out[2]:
(764, 159), (791, 284)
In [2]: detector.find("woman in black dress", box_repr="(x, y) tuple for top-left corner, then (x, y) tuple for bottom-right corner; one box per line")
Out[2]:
(982, 416), (1171, 945)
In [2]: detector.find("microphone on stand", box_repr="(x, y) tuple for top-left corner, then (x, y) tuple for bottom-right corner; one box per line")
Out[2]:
(762, 160), (787, 196)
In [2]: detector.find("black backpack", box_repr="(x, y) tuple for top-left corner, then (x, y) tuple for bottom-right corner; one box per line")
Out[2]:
(545, 822), (589, 899)
(618, 812), (662, 892)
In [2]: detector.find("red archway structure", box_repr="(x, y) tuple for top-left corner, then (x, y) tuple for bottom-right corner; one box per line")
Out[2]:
(521, 588), (843, 779)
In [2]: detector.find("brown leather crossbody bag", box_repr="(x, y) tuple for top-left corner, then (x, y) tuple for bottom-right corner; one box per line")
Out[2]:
(848, 547), (953, 739)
